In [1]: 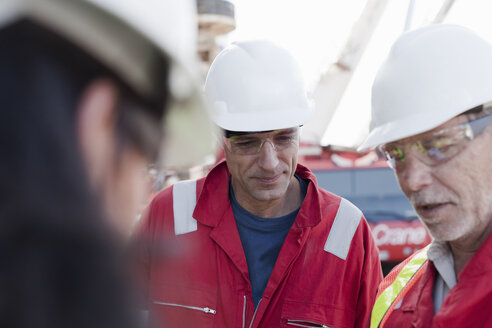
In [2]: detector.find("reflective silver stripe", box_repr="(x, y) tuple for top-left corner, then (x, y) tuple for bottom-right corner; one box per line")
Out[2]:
(248, 299), (261, 328)
(286, 320), (330, 327)
(172, 179), (198, 235)
(323, 198), (362, 260)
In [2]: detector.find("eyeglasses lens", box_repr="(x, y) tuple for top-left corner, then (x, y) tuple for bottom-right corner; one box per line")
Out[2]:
(229, 132), (298, 155)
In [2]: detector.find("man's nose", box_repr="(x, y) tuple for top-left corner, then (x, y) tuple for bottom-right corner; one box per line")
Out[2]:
(396, 154), (433, 194)
(257, 139), (279, 170)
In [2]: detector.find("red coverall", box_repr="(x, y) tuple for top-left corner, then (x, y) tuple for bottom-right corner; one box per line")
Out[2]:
(135, 162), (382, 327)
(376, 233), (492, 328)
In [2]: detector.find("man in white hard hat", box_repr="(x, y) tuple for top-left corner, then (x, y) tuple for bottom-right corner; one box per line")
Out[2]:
(358, 24), (492, 328)
(136, 40), (382, 328)
(0, 0), (211, 327)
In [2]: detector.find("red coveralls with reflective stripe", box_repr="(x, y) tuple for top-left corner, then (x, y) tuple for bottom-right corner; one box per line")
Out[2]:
(135, 161), (382, 328)
(372, 233), (492, 328)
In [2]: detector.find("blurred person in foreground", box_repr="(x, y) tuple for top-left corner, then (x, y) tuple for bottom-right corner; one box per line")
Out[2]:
(134, 40), (382, 328)
(358, 24), (492, 328)
(0, 0), (212, 327)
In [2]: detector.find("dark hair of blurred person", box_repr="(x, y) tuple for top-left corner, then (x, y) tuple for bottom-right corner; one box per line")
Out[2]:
(0, 19), (168, 328)
(0, 0), (213, 326)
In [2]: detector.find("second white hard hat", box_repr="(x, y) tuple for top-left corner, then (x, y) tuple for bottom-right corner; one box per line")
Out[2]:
(358, 24), (492, 151)
(204, 40), (314, 132)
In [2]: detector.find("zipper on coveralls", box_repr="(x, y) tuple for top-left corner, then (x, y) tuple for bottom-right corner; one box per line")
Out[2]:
(285, 319), (330, 328)
(248, 299), (261, 328)
(153, 301), (216, 314)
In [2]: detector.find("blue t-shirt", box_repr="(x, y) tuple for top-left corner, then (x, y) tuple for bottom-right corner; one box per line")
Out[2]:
(230, 175), (308, 307)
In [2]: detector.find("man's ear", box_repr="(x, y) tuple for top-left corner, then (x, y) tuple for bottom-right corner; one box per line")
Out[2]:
(76, 78), (119, 189)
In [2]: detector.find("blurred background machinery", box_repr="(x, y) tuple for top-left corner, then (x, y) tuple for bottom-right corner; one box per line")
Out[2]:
(196, 0), (236, 79)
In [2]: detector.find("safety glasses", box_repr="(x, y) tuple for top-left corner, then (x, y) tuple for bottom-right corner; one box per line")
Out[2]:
(223, 128), (299, 155)
(381, 114), (492, 169)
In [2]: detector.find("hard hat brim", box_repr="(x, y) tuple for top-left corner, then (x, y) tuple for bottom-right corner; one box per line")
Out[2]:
(210, 103), (315, 132)
(357, 98), (492, 151)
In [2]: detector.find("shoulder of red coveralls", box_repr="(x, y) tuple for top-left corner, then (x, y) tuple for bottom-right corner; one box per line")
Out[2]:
(148, 184), (174, 217)
(135, 185), (175, 238)
(357, 211), (374, 239)
(145, 174), (205, 219)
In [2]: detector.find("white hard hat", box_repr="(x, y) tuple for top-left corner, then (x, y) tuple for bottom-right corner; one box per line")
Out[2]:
(0, 0), (214, 168)
(358, 24), (492, 151)
(204, 40), (314, 132)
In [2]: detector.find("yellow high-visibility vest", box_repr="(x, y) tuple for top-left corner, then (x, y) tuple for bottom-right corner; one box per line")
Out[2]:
(370, 245), (430, 328)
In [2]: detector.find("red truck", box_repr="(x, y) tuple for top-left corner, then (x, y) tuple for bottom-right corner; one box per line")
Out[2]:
(298, 144), (432, 274)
